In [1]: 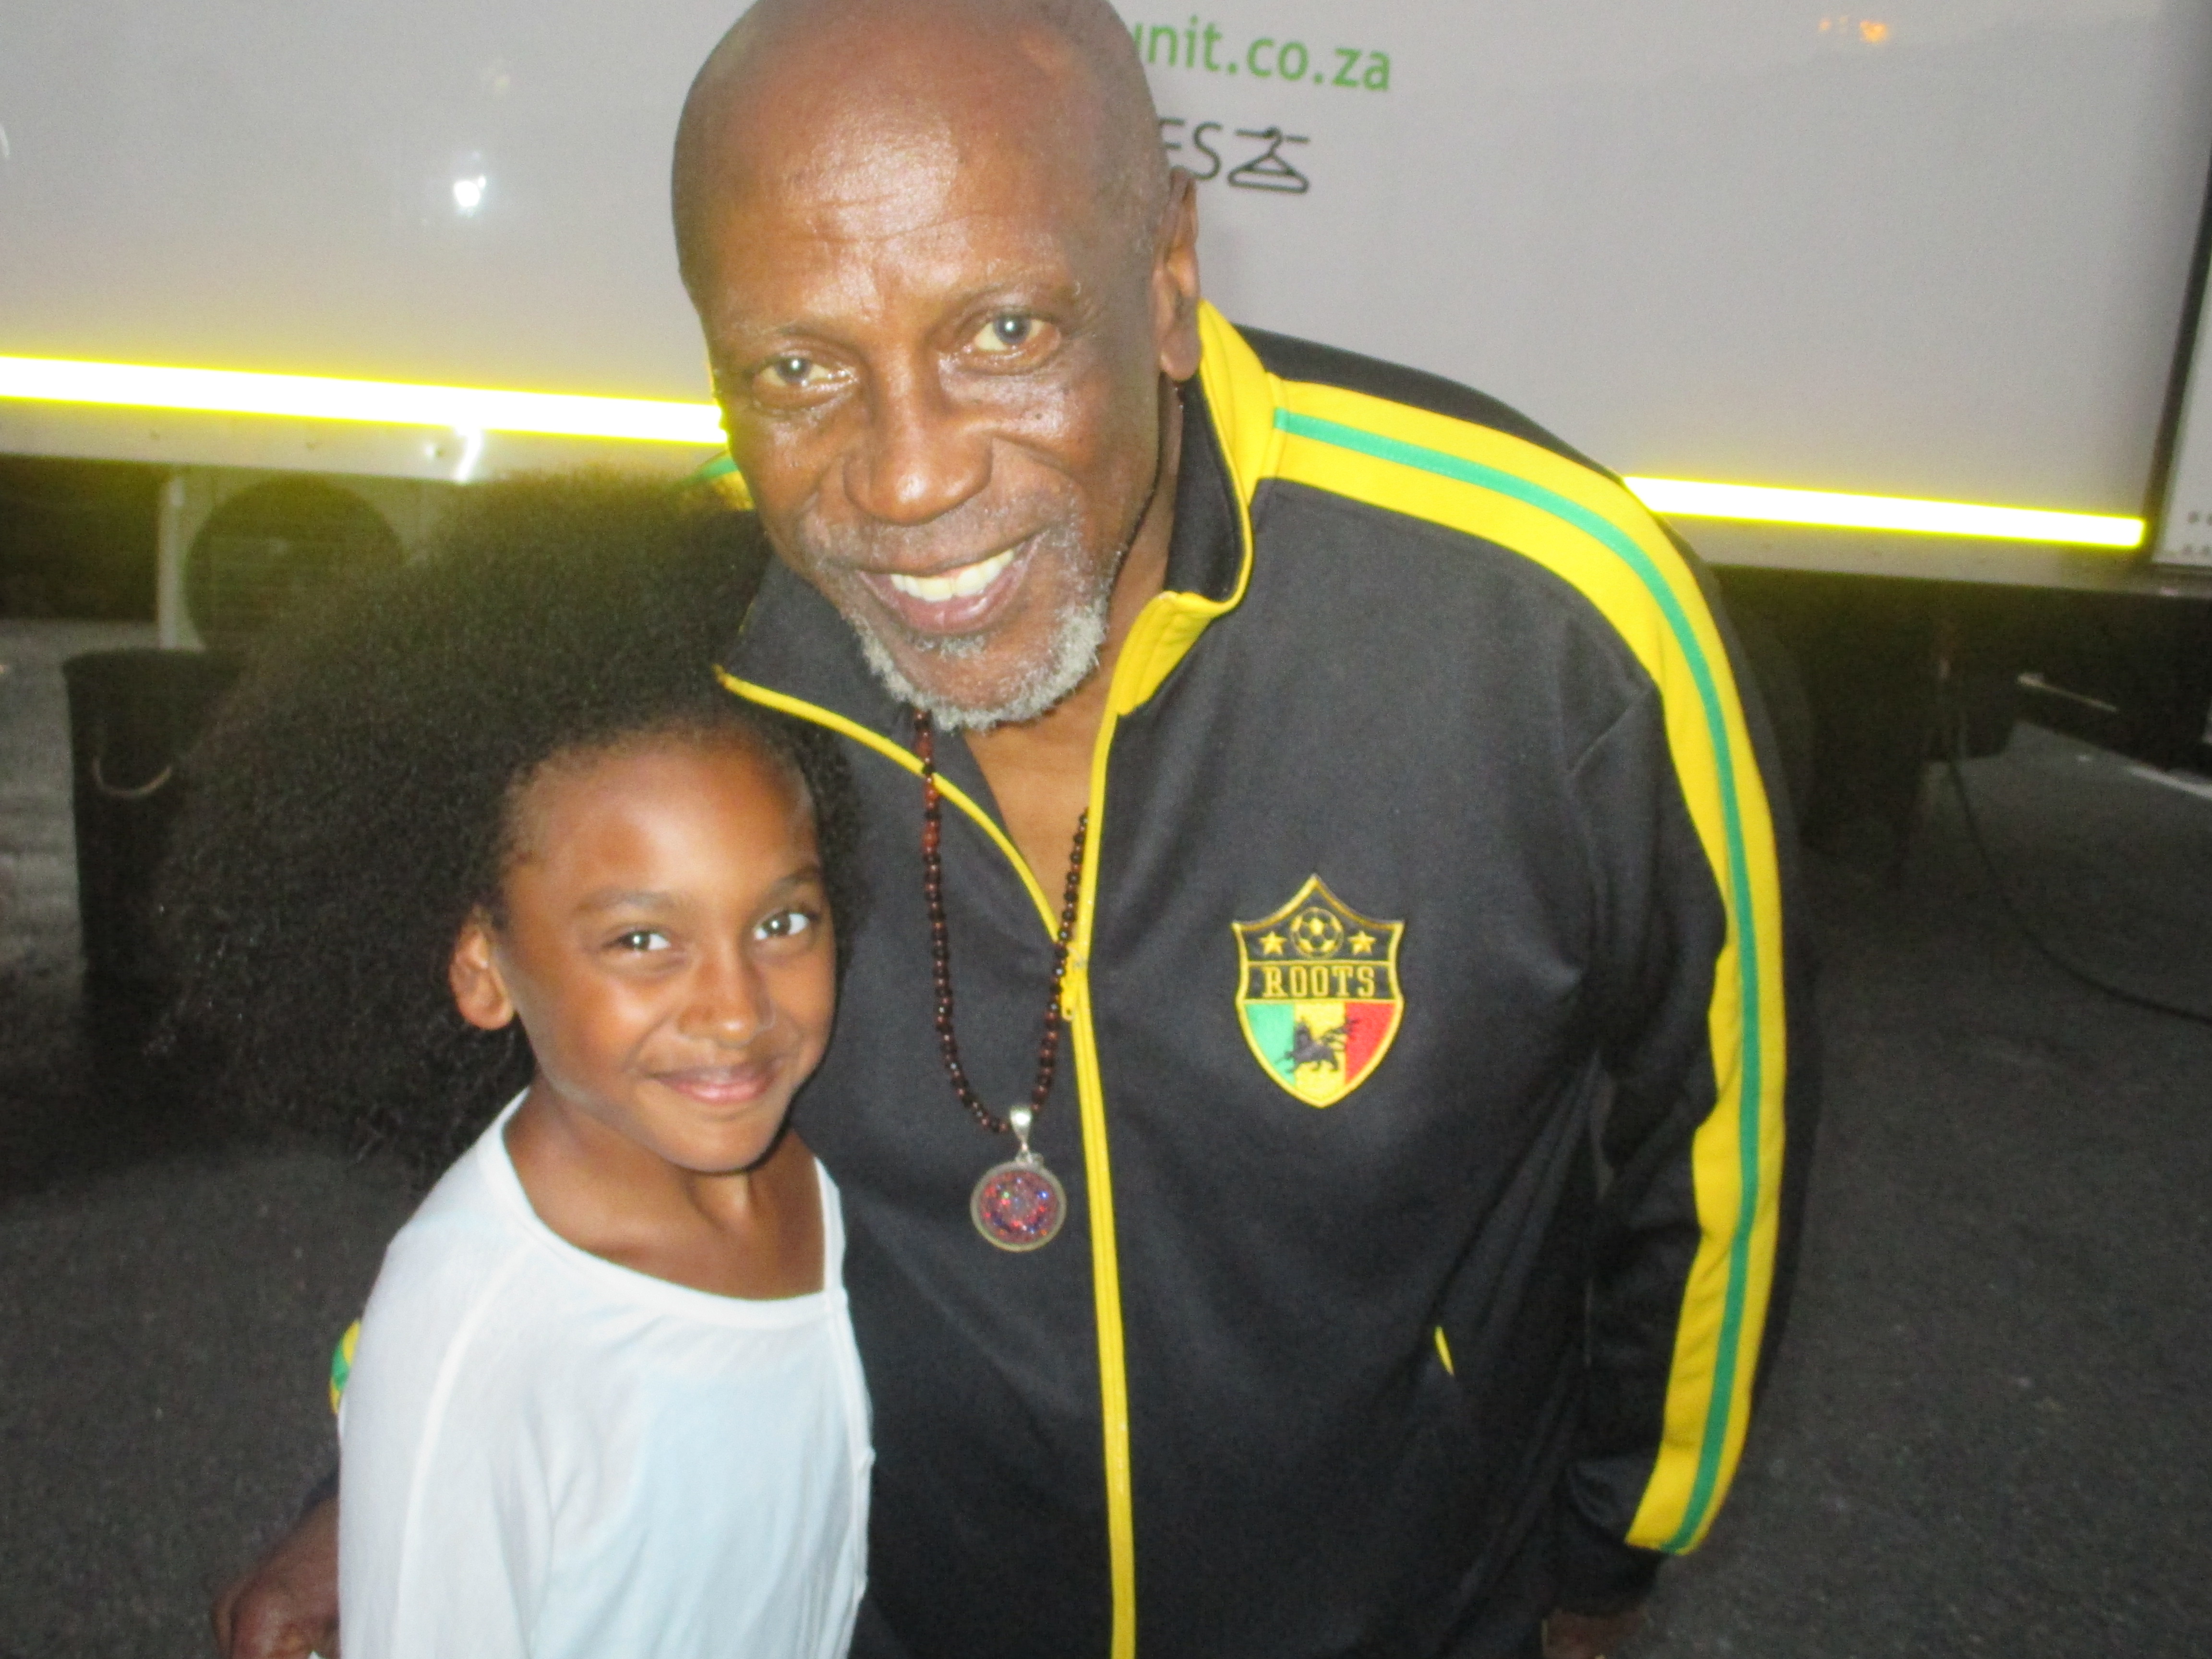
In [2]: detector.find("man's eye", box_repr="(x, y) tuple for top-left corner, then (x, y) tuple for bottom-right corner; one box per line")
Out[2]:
(971, 313), (1040, 356)
(749, 354), (839, 399)
(755, 908), (817, 941)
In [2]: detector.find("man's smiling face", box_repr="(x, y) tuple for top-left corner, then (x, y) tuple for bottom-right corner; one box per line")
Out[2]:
(679, 6), (1193, 728)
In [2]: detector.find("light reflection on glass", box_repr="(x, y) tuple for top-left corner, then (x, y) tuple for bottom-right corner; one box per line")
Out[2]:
(451, 425), (486, 483)
(1816, 15), (1892, 45)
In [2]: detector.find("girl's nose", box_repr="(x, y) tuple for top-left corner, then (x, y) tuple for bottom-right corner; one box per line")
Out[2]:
(679, 949), (771, 1044)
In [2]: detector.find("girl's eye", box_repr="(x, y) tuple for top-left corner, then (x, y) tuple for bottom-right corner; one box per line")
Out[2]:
(612, 929), (672, 953)
(971, 313), (1040, 356)
(755, 908), (817, 941)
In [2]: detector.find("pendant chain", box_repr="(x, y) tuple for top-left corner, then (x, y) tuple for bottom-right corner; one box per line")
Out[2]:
(915, 709), (1087, 1137)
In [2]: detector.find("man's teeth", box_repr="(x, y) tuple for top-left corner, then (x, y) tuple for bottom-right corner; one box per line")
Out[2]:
(887, 548), (1014, 603)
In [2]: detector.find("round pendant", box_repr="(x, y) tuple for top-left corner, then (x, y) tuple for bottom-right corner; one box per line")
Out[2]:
(970, 1154), (1067, 1251)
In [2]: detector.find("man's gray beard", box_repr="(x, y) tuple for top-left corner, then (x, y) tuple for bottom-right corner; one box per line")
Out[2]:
(850, 586), (1110, 732)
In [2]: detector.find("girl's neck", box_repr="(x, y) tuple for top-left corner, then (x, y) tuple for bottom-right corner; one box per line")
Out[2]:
(502, 1084), (825, 1300)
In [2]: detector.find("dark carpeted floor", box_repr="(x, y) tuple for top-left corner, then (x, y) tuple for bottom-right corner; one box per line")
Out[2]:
(2, 620), (2208, 1657)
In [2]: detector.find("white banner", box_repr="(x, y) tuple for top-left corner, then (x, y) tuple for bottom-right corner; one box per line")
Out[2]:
(1130, 0), (2212, 512)
(1, 0), (2208, 510)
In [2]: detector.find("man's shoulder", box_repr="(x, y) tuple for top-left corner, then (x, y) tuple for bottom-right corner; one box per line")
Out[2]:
(1235, 325), (1614, 484)
(1214, 317), (1720, 692)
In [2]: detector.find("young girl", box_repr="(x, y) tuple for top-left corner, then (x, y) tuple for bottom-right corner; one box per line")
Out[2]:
(161, 474), (869, 1658)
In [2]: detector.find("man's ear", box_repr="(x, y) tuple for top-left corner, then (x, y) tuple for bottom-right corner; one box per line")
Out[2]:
(449, 912), (518, 1032)
(1152, 169), (1203, 382)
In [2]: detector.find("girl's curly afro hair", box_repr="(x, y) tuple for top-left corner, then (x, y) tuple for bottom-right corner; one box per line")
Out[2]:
(156, 470), (859, 1188)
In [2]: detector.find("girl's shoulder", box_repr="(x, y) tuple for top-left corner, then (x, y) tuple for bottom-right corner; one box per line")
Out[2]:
(374, 1138), (537, 1306)
(372, 1095), (556, 1299)
(344, 1127), (645, 1496)
(354, 1129), (562, 1384)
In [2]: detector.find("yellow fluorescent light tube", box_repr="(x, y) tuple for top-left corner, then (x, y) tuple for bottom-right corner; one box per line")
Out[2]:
(1626, 476), (2143, 550)
(0, 355), (726, 445)
(0, 355), (2149, 548)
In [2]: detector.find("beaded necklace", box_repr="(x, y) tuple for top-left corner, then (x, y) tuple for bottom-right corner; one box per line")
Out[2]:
(906, 381), (1178, 1249)
(914, 708), (1086, 1250)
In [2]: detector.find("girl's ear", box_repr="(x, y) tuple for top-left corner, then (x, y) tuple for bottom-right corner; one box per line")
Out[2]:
(449, 913), (518, 1032)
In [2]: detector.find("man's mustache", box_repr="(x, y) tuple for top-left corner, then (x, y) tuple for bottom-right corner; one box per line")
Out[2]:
(780, 494), (1070, 574)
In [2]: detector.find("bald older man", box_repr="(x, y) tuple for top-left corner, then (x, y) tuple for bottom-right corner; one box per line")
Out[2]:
(217, 2), (1815, 1656)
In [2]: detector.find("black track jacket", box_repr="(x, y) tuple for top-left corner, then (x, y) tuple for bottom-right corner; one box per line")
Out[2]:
(719, 307), (1816, 1659)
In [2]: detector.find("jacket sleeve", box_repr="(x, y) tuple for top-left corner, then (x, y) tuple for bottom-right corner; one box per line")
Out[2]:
(1553, 558), (1820, 1614)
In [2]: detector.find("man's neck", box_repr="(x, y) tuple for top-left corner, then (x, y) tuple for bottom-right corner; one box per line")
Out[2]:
(964, 383), (1182, 888)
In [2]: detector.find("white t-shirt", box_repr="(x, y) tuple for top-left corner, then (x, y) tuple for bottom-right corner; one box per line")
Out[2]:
(337, 1095), (871, 1659)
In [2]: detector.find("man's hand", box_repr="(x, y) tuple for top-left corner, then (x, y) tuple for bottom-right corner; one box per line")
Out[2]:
(1543, 1603), (1647, 1659)
(211, 1494), (340, 1658)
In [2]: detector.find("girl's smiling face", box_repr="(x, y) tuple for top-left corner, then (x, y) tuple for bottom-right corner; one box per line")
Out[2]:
(449, 731), (835, 1177)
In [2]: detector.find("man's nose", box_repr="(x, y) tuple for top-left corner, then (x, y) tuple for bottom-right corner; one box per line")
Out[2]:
(844, 361), (991, 528)
(679, 947), (771, 1045)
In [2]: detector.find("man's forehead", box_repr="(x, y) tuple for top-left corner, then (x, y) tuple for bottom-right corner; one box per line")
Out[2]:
(694, 86), (1115, 298)
(709, 21), (1083, 196)
(772, 125), (966, 227)
(719, 122), (1084, 249)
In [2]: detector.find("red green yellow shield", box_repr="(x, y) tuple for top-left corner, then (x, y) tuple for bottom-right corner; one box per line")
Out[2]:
(1233, 876), (1405, 1107)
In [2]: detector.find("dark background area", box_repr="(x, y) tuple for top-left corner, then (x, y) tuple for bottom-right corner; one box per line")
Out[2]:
(0, 459), (161, 621)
